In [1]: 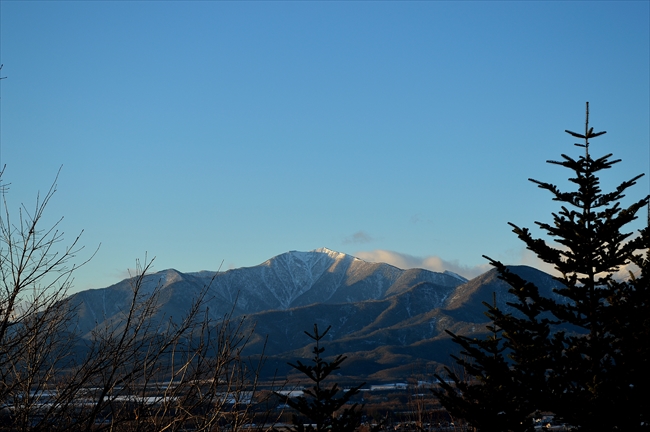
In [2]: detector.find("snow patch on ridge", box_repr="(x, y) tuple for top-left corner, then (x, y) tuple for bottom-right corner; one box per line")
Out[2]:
(312, 247), (347, 260)
(255, 248), (366, 309)
(443, 270), (468, 283)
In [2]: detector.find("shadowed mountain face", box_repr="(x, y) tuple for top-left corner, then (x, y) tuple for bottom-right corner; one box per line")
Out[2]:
(67, 248), (560, 382)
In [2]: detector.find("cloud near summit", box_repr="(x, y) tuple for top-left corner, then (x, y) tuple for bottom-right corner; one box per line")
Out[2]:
(354, 250), (490, 279)
(343, 231), (374, 245)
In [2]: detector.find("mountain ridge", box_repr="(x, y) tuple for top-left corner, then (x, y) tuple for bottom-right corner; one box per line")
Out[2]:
(67, 248), (560, 381)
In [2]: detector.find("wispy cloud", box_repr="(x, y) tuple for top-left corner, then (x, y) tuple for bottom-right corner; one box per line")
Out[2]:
(410, 214), (433, 225)
(354, 249), (491, 279)
(343, 231), (374, 245)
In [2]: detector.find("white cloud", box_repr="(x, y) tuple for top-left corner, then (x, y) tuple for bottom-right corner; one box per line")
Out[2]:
(343, 231), (374, 245)
(354, 249), (491, 279)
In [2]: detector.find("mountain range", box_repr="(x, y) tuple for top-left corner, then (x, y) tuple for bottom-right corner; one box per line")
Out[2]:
(68, 247), (561, 382)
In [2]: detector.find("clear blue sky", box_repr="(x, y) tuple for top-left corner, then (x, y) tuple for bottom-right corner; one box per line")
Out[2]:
(1, 1), (648, 292)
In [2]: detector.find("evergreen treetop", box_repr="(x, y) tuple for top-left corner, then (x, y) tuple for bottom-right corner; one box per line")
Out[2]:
(274, 324), (364, 432)
(435, 103), (649, 431)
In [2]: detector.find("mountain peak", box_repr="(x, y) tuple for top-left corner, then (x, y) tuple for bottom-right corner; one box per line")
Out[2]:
(262, 248), (348, 267)
(267, 248), (357, 267)
(443, 270), (468, 283)
(310, 247), (354, 260)
(312, 246), (338, 254)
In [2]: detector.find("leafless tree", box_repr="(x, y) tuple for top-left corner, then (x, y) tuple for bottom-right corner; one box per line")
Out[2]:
(0, 170), (275, 431)
(0, 168), (87, 429)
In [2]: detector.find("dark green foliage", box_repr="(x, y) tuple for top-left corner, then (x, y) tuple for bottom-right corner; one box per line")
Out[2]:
(276, 324), (364, 432)
(435, 104), (650, 431)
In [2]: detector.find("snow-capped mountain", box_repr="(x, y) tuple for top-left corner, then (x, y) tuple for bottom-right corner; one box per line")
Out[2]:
(66, 248), (561, 381)
(68, 247), (465, 336)
(194, 247), (465, 313)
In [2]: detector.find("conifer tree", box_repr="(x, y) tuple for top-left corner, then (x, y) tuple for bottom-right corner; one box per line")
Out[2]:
(435, 103), (650, 431)
(434, 294), (536, 432)
(275, 324), (364, 432)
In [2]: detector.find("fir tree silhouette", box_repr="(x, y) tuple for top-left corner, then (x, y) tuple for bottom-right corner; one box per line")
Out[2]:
(435, 103), (650, 431)
(275, 324), (364, 432)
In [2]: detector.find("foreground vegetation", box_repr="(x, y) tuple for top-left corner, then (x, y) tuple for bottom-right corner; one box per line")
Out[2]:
(0, 169), (276, 431)
(434, 104), (649, 431)
(1, 105), (647, 431)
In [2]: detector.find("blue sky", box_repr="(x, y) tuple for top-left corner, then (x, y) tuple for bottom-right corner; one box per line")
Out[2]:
(1, 1), (648, 292)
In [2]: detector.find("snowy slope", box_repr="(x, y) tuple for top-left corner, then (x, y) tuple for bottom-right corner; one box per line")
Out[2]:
(191, 247), (465, 313)
(68, 248), (466, 337)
